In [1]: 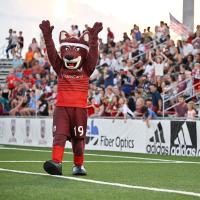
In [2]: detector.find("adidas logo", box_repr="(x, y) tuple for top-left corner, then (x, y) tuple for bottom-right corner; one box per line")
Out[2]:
(171, 121), (198, 156)
(146, 122), (169, 155)
(149, 122), (165, 143)
(173, 123), (192, 146)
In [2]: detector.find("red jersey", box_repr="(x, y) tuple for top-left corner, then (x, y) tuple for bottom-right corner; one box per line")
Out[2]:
(44, 29), (99, 108)
(56, 68), (90, 108)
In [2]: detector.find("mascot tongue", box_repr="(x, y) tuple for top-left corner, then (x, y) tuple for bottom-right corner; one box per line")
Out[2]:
(69, 63), (75, 67)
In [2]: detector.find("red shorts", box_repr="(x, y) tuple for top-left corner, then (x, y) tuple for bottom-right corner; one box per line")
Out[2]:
(53, 107), (87, 139)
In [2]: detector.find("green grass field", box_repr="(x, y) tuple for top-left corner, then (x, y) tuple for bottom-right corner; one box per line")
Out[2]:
(0, 145), (200, 200)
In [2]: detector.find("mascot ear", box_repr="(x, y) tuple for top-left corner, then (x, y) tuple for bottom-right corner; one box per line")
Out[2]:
(59, 31), (70, 42)
(80, 31), (90, 43)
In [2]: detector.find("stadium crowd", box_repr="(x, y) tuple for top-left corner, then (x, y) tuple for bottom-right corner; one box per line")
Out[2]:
(0, 21), (200, 122)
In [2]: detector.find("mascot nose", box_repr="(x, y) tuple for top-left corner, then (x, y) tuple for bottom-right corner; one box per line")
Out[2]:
(65, 55), (74, 60)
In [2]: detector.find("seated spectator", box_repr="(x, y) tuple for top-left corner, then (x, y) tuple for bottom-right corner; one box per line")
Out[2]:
(103, 64), (114, 88)
(12, 55), (23, 68)
(87, 97), (100, 117)
(37, 94), (49, 116)
(113, 97), (134, 122)
(134, 97), (145, 117)
(0, 91), (10, 114)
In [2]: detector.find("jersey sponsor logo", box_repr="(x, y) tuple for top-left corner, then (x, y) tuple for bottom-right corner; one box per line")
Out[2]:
(170, 121), (199, 156)
(146, 122), (169, 155)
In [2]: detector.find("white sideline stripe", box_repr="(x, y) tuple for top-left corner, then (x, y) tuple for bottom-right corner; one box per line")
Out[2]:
(0, 147), (200, 164)
(0, 160), (180, 164)
(0, 168), (200, 198)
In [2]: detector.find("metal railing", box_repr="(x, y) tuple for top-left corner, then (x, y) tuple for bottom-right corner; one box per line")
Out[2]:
(162, 76), (200, 117)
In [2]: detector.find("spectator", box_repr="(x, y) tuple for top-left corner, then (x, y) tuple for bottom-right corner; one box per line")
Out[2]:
(25, 47), (34, 63)
(107, 27), (114, 43)
(182, 38), (194, 58)
(149, 84), (162, 114)
(37, 94), (49, 116)
(174, 96), (188, 117)
(18, 31), (24, 57)
(127, 91), (136, 112)
(141, 105), (157, 128)
(6, 30), (18, 58)
(187, 101), (196, 120)
(113, 97), (134, 122)
(29, 38), (39, 52)
(103, 64), (114, 88)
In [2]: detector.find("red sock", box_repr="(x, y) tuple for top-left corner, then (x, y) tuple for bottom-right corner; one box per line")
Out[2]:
(74, 155), (84, 166)
(52, 146), (64, 163)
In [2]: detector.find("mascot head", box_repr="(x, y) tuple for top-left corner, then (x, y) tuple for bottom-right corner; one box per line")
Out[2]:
(59, 31), (90, 70)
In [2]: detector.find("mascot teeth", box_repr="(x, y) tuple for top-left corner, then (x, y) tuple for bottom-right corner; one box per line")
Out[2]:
(64, 56), (81, 69)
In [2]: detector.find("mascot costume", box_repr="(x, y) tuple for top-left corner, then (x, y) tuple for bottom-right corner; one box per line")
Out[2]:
(39, 20), (103, 175)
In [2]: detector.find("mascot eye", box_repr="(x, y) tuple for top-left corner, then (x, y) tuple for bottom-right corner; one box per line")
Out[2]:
(65, 46), (70, 51)
(75, 47), (80, 51)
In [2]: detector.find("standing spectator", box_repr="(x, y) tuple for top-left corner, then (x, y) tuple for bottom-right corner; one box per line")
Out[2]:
(149, 51), (168, 77)
(74, 25), (81, 37)
(40, 32), (46, 54)
(134, 26), (142, 42)
(107, 27), (114, 43)
(149, 84), (162, 114)
(18, 31), (24, 58)
(6, 30), (18, 58)
(187, 101), (196, 120)
(25, 47), (34, 64)
(141, 105), (157, 128)
(29, 38), (39, 52)
(123, 32), (130, 42)
(147, 27), (153, 38)
(182, 39), (194, 58)
(174, 96), (188, 117)
(192, 31), (200, 55)
(127, 91), (136, 112)
(5, 29), (13, 58)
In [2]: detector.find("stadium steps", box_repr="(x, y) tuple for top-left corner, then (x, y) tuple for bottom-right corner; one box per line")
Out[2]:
(0, 59), (13, 84)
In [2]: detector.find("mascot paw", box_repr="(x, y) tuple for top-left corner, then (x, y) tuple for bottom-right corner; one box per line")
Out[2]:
(87, 22), (103, 38)
(39, 20), (54, 36)
(43, 160), (62, 175)
(72, 165), (87, 176)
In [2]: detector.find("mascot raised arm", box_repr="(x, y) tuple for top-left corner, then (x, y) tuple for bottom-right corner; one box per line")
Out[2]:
(39, 20), (103, 175)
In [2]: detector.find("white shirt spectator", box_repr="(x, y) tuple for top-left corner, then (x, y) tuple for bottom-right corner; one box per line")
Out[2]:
(99, 57), (111, 66)
(153, 62), (164, 76)
(121, 104), (135, 117)
(143, 63), (154, 76)
(182, 43), (194, 57)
